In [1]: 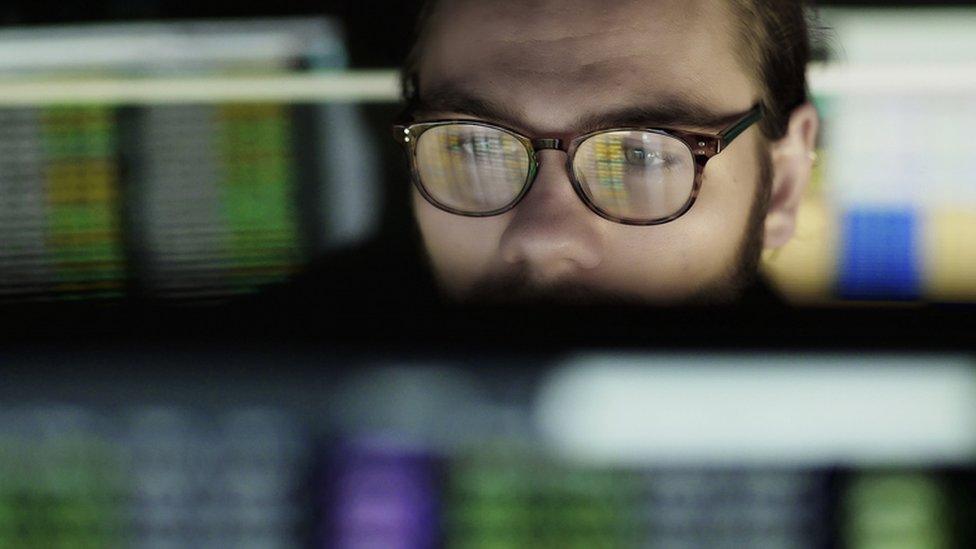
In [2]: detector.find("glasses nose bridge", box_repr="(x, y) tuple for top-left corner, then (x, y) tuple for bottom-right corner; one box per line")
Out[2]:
(528, 138), (570, 177)
(526, 137), (572, 188)
(531, 137), (564, 152)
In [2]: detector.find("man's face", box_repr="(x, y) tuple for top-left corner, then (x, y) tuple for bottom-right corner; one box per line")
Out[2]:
(412, 0), (767, 304)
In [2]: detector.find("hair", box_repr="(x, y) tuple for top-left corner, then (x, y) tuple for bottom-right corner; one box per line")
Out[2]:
(725, 0), (814, 140)
(401, 0), (816, 140)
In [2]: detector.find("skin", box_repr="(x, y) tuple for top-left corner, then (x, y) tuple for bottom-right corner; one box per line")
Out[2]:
(411, 0), (819, 304)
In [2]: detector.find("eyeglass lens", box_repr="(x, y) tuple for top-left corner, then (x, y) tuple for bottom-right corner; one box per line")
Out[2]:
(573, 131), (695, 221)
(415, 124), (530, 213)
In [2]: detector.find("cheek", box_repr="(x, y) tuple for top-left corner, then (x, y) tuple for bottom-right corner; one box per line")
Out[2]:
(599, 224), (703, 296)
(681, 149), (760, 260)
(413, 192), (506, 286)
(701, 143), (761, 225)
(599, 152), (759, 296)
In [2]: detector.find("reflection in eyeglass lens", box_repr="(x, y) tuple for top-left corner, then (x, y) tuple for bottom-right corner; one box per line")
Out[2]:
(415, 124), (530, 212)
(575, 131), (694, 221)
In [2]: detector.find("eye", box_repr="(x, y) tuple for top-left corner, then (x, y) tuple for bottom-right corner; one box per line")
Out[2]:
(447, 138), (477, 154)
(624, 147), (670, 167)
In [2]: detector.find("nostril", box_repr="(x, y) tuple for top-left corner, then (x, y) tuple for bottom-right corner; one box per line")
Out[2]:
(500, 221), (603, 273)
(575, 249), (603, 270)
(501, 245), (603, 288)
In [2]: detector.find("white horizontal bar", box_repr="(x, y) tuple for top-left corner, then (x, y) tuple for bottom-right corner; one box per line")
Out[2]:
(0, 71), (400, 106)
(535, 353), (976, 466)
(0, 18), (344, 72)
(0, 64), (972, 106)
(808, 63), (976, 95)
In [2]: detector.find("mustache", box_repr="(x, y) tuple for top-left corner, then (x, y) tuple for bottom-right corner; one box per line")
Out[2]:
(462, 263), (757, 308)
(465, 268), (641, 307)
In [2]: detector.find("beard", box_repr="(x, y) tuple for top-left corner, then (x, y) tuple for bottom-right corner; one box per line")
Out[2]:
(680, 144), (772, 306)
(465, 268), (647, 307)
(423, 144), (773, 307)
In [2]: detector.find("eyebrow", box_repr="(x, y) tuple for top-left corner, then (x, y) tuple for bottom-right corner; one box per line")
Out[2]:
(411, 84), (525, 129)
(573, 103), (751, 135)
(410, 83), (747, 136)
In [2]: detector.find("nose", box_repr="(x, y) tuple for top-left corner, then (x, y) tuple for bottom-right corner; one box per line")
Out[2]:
(498, 149), (603, 281)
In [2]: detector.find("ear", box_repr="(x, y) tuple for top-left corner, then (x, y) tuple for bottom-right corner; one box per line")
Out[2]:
(764, 102), (820, 249)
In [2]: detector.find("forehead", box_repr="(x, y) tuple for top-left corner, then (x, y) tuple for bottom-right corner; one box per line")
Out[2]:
(418, 0), (757, 133)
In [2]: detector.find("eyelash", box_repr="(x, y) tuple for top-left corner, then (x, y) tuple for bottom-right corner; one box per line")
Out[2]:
(623, 147), (678, 168)
(448, 137), (501, 154)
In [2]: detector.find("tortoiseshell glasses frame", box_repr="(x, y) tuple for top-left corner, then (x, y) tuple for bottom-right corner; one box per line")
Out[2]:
(392, 104), (763, 226)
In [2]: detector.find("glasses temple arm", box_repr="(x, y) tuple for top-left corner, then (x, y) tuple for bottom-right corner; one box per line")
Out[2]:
(719, 105), (764, 145)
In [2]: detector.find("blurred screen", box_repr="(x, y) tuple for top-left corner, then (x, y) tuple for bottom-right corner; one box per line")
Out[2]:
(763, 8), (976, 304)
(1, 352), (975, 548)
(0, 19), (380, 301)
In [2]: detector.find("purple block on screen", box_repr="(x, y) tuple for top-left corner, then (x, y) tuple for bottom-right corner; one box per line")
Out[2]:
(317, 435), (441, 549)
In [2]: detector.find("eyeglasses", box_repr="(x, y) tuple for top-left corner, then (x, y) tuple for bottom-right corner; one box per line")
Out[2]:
(393, 105), (763, 226)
